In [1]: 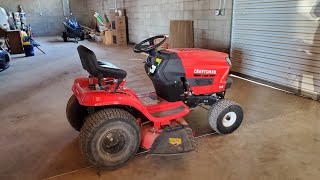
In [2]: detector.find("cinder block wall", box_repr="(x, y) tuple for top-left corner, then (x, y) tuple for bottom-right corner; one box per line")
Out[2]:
(89, 0), (233, 52)
(0, 0), (89, 36)
(1, 0), (232, 50)
(124, 0), (233, 52)
(70, 0), (91, 28)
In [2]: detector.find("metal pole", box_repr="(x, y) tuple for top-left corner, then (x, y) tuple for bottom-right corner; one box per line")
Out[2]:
(37, 0), (42, 16)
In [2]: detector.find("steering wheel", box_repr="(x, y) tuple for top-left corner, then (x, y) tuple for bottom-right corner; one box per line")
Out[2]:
(133, 35), (167, 54)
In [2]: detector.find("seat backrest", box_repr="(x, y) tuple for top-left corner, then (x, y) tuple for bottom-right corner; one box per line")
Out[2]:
(77, 45), (102, 77)
(77, 45), (127, 79)
(77, 45), (127, 92)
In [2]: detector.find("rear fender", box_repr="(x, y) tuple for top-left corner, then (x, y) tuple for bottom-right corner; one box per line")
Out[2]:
(72, 77), (149, 118)
(73, 85), (145, 111)
(71, 77), (190, 127)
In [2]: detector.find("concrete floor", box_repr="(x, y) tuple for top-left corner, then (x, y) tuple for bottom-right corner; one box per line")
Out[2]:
(0, 37), (319, 180)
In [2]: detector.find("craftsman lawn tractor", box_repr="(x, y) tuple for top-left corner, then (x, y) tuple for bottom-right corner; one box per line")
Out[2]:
(66, 35), (243, 169)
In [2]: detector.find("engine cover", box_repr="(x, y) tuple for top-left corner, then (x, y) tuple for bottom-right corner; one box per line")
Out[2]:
(147, 48), (231, 102)
(147, 51), (186, 102)
(167, 48), (230, 95)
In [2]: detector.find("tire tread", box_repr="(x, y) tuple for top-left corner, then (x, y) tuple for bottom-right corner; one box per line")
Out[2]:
(79, 108), (140, 169)
(208, 99), (241, 134)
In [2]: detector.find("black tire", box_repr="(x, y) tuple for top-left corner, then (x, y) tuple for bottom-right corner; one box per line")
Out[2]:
(80, 34), (85, 40)
(79, 108), (140, 169)
(66, 95), (88, 131)
(208, 99), (243, 134)
(62, 32), (68, 42)
(5, 54), (10, 63)
(0, 54), (10, 70)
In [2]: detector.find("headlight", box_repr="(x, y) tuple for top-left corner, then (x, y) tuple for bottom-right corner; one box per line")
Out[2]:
(226, 57), (232, 67)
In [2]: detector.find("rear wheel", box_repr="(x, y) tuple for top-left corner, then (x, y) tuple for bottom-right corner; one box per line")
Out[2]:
(80, 34), (85, 40)
(66, 95), (88, 131)
(208, 99), (243, 134)
(62, 32), (68, 42)
(79, 108), (140, 169)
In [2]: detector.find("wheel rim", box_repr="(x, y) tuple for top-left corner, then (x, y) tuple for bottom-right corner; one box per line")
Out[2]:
(222, 112), (237, 127)
(100, 129), (127, 155)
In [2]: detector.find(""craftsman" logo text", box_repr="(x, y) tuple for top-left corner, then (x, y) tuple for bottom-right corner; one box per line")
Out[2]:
(194, 69), (216, 75)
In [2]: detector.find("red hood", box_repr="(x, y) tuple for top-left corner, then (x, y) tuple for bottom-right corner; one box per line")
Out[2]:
(166, 48), (229, 67)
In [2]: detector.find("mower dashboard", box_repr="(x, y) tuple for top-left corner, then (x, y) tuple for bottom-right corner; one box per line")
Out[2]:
(145, 51), (170, 75)
(145, 50), (181, 77)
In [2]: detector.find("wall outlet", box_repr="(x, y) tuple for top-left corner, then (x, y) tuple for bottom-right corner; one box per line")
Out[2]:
(215, 9), (220, 16)
(215, 9), (225, 16)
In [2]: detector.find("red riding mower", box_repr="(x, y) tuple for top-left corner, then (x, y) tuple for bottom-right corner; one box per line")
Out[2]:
(66, 35), (243, 169)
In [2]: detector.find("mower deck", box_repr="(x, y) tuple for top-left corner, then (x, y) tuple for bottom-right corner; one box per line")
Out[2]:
(140, 117), (197, 155)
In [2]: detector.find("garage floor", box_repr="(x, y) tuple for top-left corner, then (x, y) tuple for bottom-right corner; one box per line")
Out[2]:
(0, 37), (319, 180)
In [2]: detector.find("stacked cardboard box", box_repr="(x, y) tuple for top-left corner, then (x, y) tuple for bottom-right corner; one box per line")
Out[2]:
(102, 30), (113, 45)
(108, 9), (127, 46)
(111, 16), (127, 45)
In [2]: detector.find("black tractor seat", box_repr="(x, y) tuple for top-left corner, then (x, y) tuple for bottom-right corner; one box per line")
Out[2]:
(77, 45), (127, 91)
(97, 60), (120, 69)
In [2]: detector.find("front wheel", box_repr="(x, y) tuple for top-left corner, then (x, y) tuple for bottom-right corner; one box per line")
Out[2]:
(208, 99), (243, 134)
(79, 108), (140, 169)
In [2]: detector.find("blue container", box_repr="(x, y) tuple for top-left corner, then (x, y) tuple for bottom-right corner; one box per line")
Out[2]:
(24, 44), (34, 57)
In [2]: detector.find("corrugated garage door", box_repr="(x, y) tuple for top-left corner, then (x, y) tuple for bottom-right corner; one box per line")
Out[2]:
(231, 0), (320, 100)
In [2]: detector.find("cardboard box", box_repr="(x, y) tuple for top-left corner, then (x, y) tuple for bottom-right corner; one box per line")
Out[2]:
(115, 16), (126, 29)
(112, 30), (125, 35)
(112, 36), (127, 45)
(103, 30), (113, 45)
(112, 30), (127, 46)
(112, 30), (126, 37)
(111, 16), (126, 31)
(107, 9), (127, 46)
(118, 28), (126, 34)
(114, 33), (126, 42)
